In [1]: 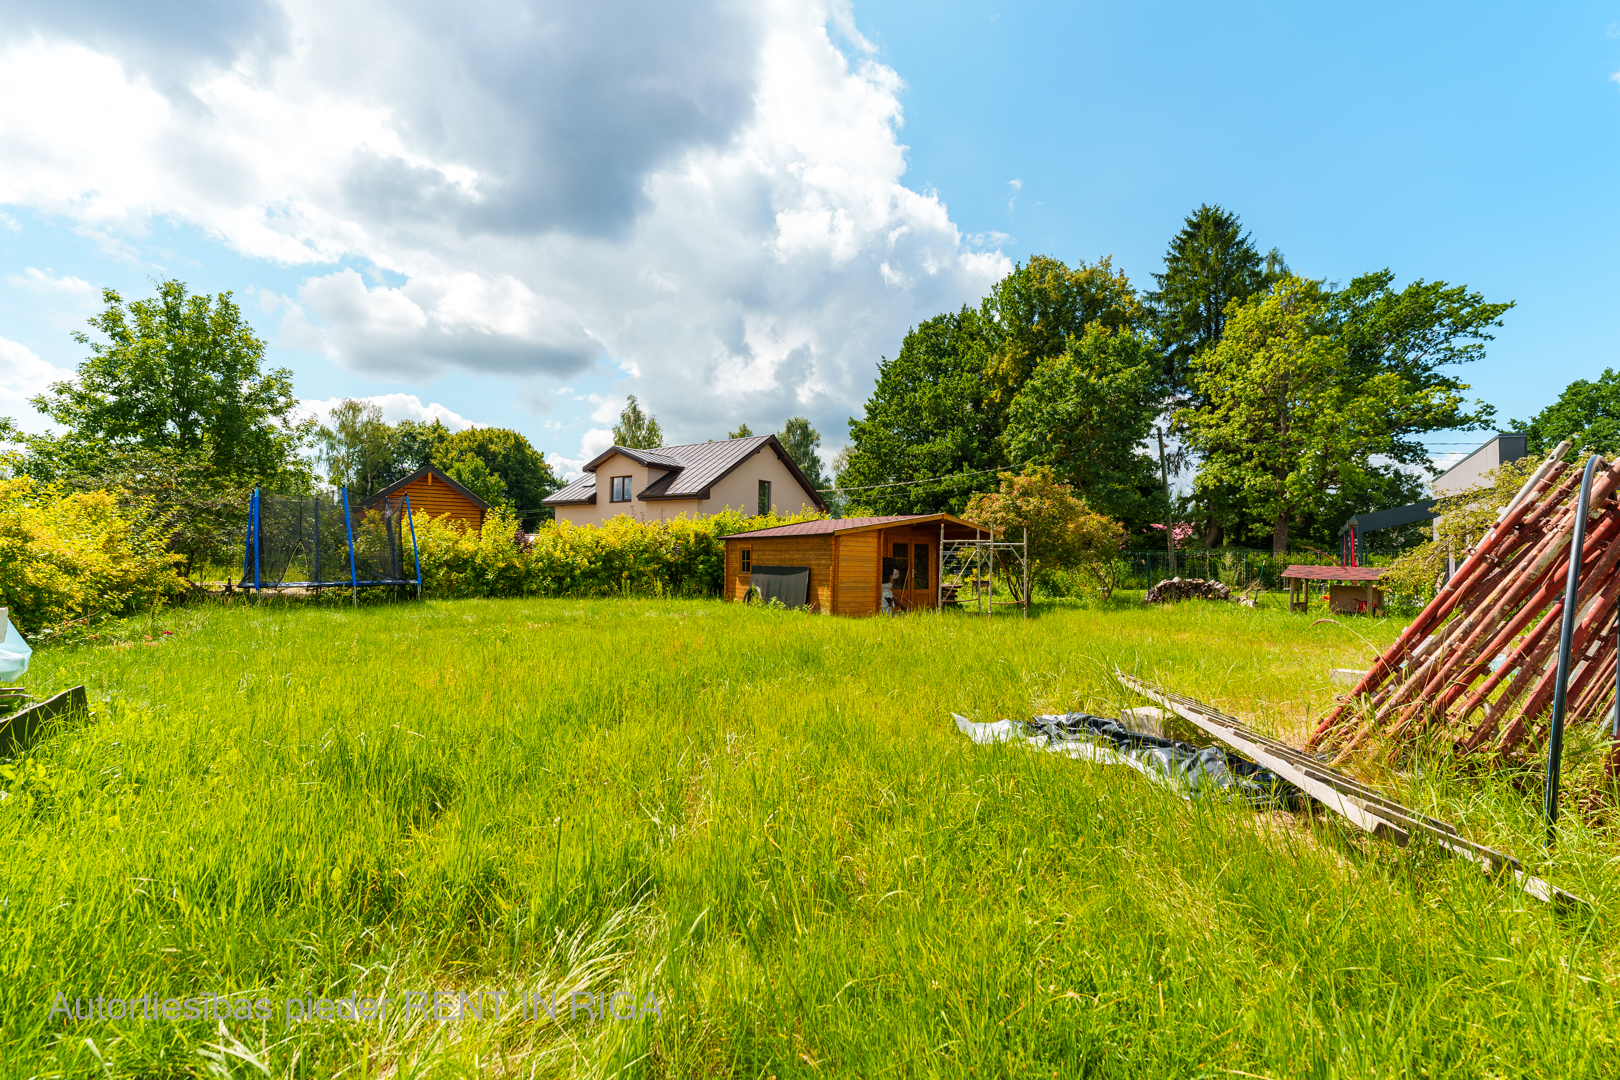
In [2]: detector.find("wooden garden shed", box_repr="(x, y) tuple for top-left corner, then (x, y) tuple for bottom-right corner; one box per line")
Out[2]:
(361, 465), (491, 531)
(723, 514), (997, 616)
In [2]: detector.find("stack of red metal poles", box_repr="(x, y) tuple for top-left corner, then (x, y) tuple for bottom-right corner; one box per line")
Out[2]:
(1308, 443), (1620, 773)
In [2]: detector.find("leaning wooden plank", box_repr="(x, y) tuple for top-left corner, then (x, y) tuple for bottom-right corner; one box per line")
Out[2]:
(1116, 672), (1584, 908)
(1143, 687), (1570, 903)
(1116, 673), (1409, 844)
(0, 686), (88, 756)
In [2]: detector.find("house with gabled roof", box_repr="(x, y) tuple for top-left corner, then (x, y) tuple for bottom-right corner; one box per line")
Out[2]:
(542, 434), (827, 525)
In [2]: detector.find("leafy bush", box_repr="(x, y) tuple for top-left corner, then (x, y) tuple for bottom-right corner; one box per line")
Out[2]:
(0, 478), (183, 635)
(405, 507), (825, 599)
(964, 467), (1127, 599)
(1382, 456), (1540, 604)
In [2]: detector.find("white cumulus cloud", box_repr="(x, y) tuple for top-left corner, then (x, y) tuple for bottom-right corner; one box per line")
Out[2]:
(297, 393), (481, 431)
(0, 336), (75, 436)
(0, 0), (1010, 444)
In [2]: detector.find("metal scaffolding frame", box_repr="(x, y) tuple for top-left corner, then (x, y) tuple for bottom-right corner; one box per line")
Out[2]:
(939, 525), (1028, 619)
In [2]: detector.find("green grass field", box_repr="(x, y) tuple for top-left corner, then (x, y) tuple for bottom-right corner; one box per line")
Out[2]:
(4, 595), (1618, 1078)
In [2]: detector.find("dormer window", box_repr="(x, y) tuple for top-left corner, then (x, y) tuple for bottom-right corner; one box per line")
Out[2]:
(610, 476), (633, 502)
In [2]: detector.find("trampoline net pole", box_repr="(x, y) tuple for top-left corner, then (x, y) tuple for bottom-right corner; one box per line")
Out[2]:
(342, 486), (359, 607)
(252, 488), (261, 593)
(242, 489), (254, 592)
(406, 495), (422, 600)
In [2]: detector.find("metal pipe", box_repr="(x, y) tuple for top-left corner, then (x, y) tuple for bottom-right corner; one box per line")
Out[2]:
(1545, 453), (1604, 837)
(1500, 440), (1572, 522)
(342, 485), (359, 609)
(1312, 457), (1577, 745)
(252, 488), (261, 593)
(406, 495), (421, 600)
(1431, 509), (1620, 720)
(1327, 468), (1589, 754)
(1023, 526), (1029, 619)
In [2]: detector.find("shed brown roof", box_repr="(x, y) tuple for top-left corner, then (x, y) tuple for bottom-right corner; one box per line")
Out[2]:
(1280, 565), (1384, 583)
(728, 513), (997, 540)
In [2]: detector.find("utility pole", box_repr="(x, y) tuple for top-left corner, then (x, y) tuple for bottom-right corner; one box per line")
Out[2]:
(1157, 426), (1178, 578)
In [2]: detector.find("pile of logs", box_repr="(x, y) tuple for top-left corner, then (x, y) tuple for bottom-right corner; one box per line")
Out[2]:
(1309, 441), (1620, 773)
(1145, 577), (1232, 604)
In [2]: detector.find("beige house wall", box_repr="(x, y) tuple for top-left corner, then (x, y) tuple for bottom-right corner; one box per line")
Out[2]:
(703, 446), (820, 517)
(552, 446), (816, 527)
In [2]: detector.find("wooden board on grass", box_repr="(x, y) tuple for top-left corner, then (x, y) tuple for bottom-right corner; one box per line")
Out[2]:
(0, 686), (88, 756)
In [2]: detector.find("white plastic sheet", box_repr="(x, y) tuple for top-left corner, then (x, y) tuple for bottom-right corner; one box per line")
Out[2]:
(953, 713), (1169, 781)
(0, 615), (31, 682)
(953, 711), (1298, 805)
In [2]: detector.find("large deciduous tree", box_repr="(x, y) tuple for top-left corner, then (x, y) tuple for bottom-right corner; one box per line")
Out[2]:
(315, 400), (399, 497)
(1510, 369), (1620, 458)
(432, 427), (560, 528)
(841, 256), (1153, 518)
(24, 280), (310, 482)
(1002, 325), (1162, 522)
(838, 308), (1002, 515)
(981, 255), (1145, 416)
(1184, 277), (1483, 555)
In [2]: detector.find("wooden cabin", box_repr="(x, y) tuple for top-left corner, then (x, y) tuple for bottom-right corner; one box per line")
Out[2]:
(361, 465), (490, 531)
(723, 514), (997, 616)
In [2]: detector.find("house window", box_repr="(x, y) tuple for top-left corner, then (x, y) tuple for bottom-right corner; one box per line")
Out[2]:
(610, 476), (632, 502)
(758, 480), (771, 515)
(914, 544), (929, 590)
(740, 549), (751, 572)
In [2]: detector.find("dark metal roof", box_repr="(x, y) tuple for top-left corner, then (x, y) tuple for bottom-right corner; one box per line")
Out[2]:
(729, 513), (995, 540)
(580, 445), (685, 472)
(544, 472), (597, 504)
(543, 435), (826, 510)
(361, 464), (491, 511)
(1280, 565), (1384, 583)
(1342, 499), (1437, 534)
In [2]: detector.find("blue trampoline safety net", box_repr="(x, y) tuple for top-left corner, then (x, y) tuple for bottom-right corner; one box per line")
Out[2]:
(242, 489), (421, 590)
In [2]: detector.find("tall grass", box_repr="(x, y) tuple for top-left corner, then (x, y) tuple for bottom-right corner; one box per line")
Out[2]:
(3, 595), (1617, 1078)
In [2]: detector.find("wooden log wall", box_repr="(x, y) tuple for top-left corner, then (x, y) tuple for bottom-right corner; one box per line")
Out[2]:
(725, 536), (835, 612)
(833, 532), (881, 616)
(382, 473), (485, 530)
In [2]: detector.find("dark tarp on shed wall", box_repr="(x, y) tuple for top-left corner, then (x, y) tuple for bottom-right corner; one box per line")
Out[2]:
(748, 566), (811, 608)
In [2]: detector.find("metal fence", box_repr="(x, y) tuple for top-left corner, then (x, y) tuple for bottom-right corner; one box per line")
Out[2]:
(1117, 549), (1392, 592)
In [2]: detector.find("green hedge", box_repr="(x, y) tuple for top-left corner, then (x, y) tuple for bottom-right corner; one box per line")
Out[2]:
(402, 507), (825, 599)
(0, 477), (183, 635)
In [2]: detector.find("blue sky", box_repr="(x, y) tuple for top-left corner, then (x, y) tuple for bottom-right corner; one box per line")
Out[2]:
(2, 1), (1617, 478)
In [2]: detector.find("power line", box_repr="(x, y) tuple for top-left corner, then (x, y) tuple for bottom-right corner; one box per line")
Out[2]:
(817, 464), (1022, 494)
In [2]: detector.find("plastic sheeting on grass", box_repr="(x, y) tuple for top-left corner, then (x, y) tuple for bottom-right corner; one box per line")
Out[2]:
(0, 614), (29, 682)
(954, 711), (1301, 807)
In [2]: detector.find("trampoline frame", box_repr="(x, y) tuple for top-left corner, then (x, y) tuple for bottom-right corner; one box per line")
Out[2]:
(243, 487), (423, 603)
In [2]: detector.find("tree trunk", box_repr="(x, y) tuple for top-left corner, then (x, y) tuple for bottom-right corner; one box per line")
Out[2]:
(1157, 428), (1177, 577)
(1272, 513), (1289, 558)
(1203, 517), (1223, 548)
